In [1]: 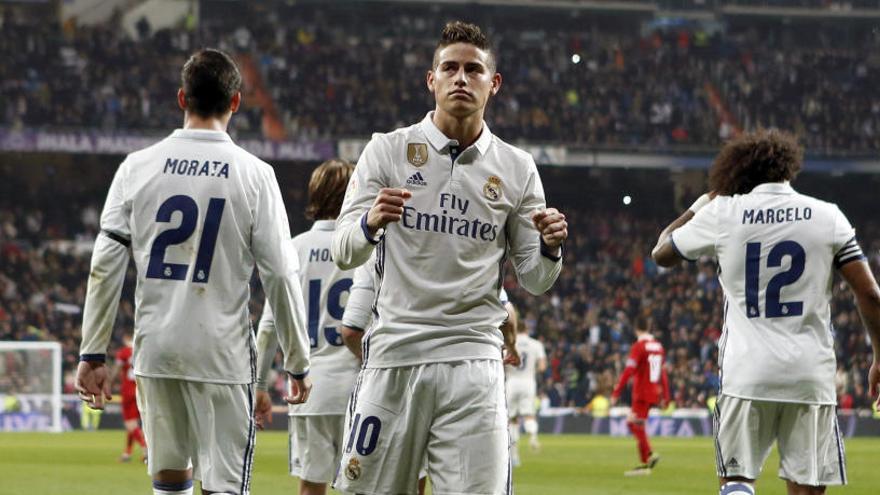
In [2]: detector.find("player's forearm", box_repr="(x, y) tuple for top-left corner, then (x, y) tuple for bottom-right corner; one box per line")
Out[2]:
(261, 273), (310, 377)
(512, 248), (562, 296)
(855, 293), (880, 359)
(331, 213), (378, 270)
(80, 234), (130, 359)
(652, 210), (695, 266)
(341, 326), (364, 361)
(254, 312), (279, 391)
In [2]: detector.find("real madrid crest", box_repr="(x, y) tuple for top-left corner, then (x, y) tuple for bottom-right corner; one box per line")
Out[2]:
(483, 175), (502, 201)
(407, 143), (428, 167)
(345, 458), (362, 481)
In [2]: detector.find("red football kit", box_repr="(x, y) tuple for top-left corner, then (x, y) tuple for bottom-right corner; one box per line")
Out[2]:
(116, 346), (140, 421)
(611, 334), (671, 465)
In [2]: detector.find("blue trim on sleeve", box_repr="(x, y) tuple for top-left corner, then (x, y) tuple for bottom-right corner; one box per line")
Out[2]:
(540, 239), (562, 262)
(669, 233), (697, 262)
(360, 213), (381, 245)
(80, 354), (106, 363)
(288, 370), (309, 380)
(345, 326), (365, 333)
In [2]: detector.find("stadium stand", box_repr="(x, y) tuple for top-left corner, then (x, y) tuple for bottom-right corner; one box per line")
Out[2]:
(2, 1), (879, 154)
(1, 0), (878, 416)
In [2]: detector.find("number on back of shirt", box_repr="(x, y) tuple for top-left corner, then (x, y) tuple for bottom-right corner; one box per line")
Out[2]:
(307, 278), (353, 348)
(648, 354), (662, 383)
(744, 240), (805, 318)
(146, 195), (225, 283)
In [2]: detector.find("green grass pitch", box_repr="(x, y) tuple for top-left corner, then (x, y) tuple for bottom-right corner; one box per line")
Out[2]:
(0, 431), (876, 494)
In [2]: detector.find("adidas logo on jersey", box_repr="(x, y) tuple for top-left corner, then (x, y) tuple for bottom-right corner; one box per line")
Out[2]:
(406, 172), (427, 187)
(726, 457), (740, 469)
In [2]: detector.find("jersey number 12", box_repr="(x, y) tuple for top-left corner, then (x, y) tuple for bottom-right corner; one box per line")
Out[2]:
(744, 240), (805, 318)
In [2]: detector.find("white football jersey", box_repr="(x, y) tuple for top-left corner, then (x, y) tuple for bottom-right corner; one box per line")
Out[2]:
(80, 129), (310, 384)
(332, 113), (562, 368)
(256, 220), (360, 415)
(671, 182), (864, 404)
(505, 334), (546, 386)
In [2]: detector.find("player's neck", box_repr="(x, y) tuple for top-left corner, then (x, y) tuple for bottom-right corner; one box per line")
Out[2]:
(432, 108), (484, 149)
(183, 112), (230, 133)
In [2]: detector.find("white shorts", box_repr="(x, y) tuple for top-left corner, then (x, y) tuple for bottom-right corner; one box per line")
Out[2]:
(714, 395), (846, 486)
(289, 414), (345, 483)
(505, 380), (537, 419)
(136, 377), (255, 495)
(334, 360), (511, 495)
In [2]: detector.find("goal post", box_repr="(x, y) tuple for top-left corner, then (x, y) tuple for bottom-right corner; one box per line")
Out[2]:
(0, 341), (63, 433)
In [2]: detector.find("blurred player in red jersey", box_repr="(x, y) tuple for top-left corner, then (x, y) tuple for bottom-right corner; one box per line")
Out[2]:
(113, 334), (147, 462)
(611, 316), (670, 476)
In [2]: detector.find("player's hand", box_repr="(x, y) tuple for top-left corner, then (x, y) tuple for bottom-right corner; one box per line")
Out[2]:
(609, 395), (618, 407)
(75, 361), (112, 410)
(503, 345), (521, 367)
(869, 359), (880, 410)
(254, 390), (273, 430)
(532, 208), (567, 252)
(285, 375), (312, 405)
(366, 188), (413, 235)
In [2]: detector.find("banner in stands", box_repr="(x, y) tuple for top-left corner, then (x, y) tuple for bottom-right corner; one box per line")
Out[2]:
(0, 129), (336, 162)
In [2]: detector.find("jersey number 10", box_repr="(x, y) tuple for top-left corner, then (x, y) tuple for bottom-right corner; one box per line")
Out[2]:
(147, 195), (226, 283)
(744, 240), (805, 318)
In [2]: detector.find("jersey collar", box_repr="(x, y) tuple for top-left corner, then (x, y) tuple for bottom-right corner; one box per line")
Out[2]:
(750, 181), (794, 195)
(170, 129), (233, 142)
(311, 219), (336, 231)
(419, 112), (493, 161)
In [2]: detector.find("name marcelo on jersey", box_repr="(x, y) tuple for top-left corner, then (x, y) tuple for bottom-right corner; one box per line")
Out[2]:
(742, 206), (811, 225)
(401, 192), (500, 242)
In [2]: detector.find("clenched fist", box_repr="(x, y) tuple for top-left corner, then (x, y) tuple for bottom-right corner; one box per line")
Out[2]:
(366, 188), (413, 236)
(532, 208), (567, 255)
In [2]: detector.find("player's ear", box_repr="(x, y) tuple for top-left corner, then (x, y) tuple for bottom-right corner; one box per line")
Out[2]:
(229, 92), (241, 114)
(490, 72), (502, 96)
(426, 69), (436, 94)
(177, 88), (187, 111)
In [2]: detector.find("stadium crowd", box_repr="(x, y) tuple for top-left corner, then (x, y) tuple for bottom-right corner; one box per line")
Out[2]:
(1, 2), (879, 154)
(1, 165), (877, 412)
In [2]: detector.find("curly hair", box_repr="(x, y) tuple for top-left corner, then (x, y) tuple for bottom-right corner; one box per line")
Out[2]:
(305, 158), (354, 220)
(433, 21), (495, 70)
(708, 129), (803, 196)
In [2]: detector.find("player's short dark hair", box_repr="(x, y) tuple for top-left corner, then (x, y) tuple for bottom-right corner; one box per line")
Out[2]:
(180, 49), (242, 118)
(433, 21), (496, 70)
(306, 158), (355, 220)
(709, 129), (803, 196)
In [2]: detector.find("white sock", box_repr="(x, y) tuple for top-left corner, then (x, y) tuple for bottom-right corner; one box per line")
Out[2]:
(524, 418), (538, 440)
(720, 481), (755, 495)
(152, 479), (194, 495)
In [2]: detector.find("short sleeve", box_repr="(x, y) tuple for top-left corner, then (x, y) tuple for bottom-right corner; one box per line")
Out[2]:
(669, 200), (718, 261)
(831, 206), (864, 268)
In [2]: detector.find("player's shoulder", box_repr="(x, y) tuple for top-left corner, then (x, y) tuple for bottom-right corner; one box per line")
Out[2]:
(487, 134), (536, 170)
(366, 122), (423, 149)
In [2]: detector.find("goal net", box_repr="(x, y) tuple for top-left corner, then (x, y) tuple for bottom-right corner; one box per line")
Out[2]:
(0, 341), (63, 432)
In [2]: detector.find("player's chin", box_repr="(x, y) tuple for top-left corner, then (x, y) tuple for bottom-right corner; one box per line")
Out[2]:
(441, 100), (479, 116)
